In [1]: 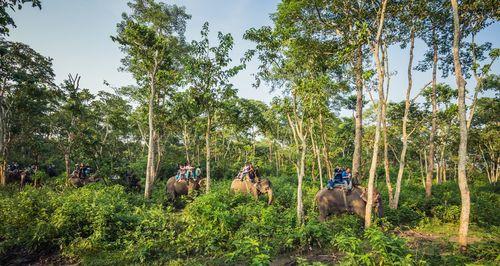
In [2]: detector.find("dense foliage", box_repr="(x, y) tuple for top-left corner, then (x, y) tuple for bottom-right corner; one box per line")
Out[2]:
(0, 174), (498, 265)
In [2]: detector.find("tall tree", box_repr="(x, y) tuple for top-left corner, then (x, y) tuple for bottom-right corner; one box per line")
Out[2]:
(52, 74), (94, 178)
(274, 0), (368, 182)
(0, 40), (54, 185)
(391, 0), (428, 209)
(112, 0), (190, 198)
(186, 22), (243, 192)
(365, 0), (388, 228)
(450, 0), (469, 250)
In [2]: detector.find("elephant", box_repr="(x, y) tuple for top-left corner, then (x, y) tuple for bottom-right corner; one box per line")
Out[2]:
(230, 178), (273, 205)
(68, 174), (104, 188)
(5, 169), (31, 188)
(166, 177), (201, 201)
(315, 186), (383, 221)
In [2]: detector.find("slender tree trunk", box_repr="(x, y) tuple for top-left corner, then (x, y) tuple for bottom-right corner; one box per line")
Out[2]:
(287, 106), (306, 226)
(0, 106), (5, 186)
(64, 151), (71, 177)
(183, 124), (190, 164)
(296, 138), (306, 225)
(451, 0), (471, 251)
(319, 114), (332, 179)
(205, 112), (212, 192)
(423, 148), (428, 186)
(393, 28), (415, 209)
(381, 44), (393, 206)
(197, 139), (200, 166)
(443, 157), (447, 182)
(144, 74), (157, 199)
(365, 0), (387, 228)
(419, 151), (424, 180)
(309, 121), (323, 188)
(438, 146), (445, 184)
(353, 46), (363, 183)
(426, 28), (438, 198)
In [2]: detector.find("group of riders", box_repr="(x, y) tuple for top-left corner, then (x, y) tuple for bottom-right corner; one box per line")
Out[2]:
(173, 160), (350, 191)
(327, 166), (353, 190)
(175, 162), (202, 181)
(6, 162), (38, 176)
(174, 162), (261, 184)
(9, 159), (352, 192)
(71, 163), (93, 179)
(236, 162), (260, 183)
(5, 162), (43, 186)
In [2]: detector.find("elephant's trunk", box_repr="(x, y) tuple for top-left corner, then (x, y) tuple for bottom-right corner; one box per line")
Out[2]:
(267, 188), (273, 205)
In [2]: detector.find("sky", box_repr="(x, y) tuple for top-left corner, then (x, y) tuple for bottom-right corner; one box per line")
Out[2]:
(7, 0), (500, 114)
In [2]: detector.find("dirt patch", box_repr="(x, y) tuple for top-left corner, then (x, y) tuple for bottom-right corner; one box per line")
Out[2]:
(394, 228), (483, 244)
(1, 248), (70, 266)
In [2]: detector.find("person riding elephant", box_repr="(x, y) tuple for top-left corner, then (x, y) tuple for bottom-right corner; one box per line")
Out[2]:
(5, 167), (29, 188)
(166, 175), (201, 201)
(68, 174), (104, 188)
(19, 170), (31, 188)
(315, 186), (383, 222)
(194, 167), (202, 180)
(124, 171), (141, 191)
(230, 178), (273, 205)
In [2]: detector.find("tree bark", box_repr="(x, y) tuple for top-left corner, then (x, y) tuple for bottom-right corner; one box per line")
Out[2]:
(183, 124), (190, 163)
(365, 0), (387, 228)
(352, 46), (363, 183)
(144, 72), (157, 199)
(319, 114), (332, 179)
(309, 120), (323, 189)
(392, 28), (415, 209)
(0, 110), (6, 186)
(426, 28), (438, 198)
(381, 43), (393, 207)
(205, 112), (212, 192)
(0, 92), (9, 185)
(287, 103), (307, 226)
(451, 0), (471, 251)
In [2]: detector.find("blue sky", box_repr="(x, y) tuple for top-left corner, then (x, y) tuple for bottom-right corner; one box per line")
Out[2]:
(7, 0), (499, 113)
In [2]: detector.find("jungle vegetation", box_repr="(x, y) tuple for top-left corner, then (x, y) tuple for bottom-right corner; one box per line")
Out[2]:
(0, 0), (498, 265)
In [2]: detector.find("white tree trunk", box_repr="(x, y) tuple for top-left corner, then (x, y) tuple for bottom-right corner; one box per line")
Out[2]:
(426, 29), (438, 198)
(365, 0), (387, 228)
(451, 0), (471, 251)
(393, 28), (415, 209)
(205, 113), (212, 192)
(144, 74), (157, 199)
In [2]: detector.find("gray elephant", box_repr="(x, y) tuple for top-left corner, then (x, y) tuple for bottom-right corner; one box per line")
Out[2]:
(166, 176), (201, 201)
(6, 169), (30, 188)
(230, 178), (273, 205)
(315, 186), (383, 221)
(68, 172), (104, 188)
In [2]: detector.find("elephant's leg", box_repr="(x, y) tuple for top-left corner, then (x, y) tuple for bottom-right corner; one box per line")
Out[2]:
(251, 187), (259, 200)
(318, 206), (328, 221)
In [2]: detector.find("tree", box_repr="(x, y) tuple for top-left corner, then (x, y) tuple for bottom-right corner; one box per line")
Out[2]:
(0, 0), (41, 36)
(186, 22), (243, 192)
(450, 0), (470, 250)
(90, 91), (133, 175)
(52, 74), (94, 177)
(273, 0), (369, 182)
(0, 40), (54, 185)
(449, 0), (498, 251)
(112, 0), (190, 198)
(364, 0), (388, 228)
